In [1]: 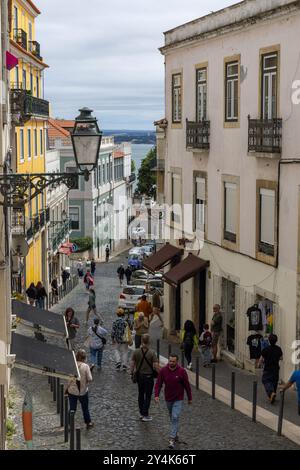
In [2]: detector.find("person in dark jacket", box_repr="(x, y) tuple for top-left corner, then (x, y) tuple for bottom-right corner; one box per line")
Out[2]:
(155, 354), (192, 449)
(91, 259), (96, 276)
(105, 245), (110, 262)
(36, 281), (47, 309)
(65, 307), (80, 350)
(117, 264), (125, 286)
(259, 334), (283, 404)
(51, 278), (59, 304)
(125, 266), (132, 285)
(26, 283), (37, 306)
(61, 268), (70, 291)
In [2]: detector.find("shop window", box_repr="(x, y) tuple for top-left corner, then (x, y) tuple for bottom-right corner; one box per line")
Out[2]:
(224, 182), (237, 242)
(259, 188), (275, 256)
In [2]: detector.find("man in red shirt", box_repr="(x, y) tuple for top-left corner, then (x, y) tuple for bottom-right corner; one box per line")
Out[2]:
(154, 354), (192, 449)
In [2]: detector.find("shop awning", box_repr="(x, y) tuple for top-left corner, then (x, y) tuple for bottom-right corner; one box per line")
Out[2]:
(163, 253), (209, 288)
(58, 247), (72, 255)
(12, 300), (68, 337)
(11, 332), (79, 380)
(143, 243), (182, 273)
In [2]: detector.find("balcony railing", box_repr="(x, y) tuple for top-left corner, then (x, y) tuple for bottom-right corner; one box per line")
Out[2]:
(45, 207), (50, 223)
(29, 41), (42, 61)
(39, 211), (45, 228)
(248, 116), (282, 154)
(32, 215), (40, 235)
(186, 119), (210, 150)
(13, 28), (27, 50)
(12, 210), (25, 236)
(10, 90), (49, 125)
(24, 94), (49, 118)
(50, 220), (72, 253)
(26, 225), (33, 241)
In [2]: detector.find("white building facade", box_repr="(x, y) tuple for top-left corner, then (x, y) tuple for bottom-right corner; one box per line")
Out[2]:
(159, 0), (300, 380)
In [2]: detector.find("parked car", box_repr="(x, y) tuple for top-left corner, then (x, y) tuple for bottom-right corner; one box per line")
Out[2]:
(131, 226), (146, 240)
(131, 269), (163, 282)
(127, 253), (143, 270)
(144, 240), (157, 253)
(143, 245), (155, 257)
(129, 246), (146, 257)
(118, 285), (164, 312)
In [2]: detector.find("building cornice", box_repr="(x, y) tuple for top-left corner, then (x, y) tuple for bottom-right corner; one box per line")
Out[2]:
(10, 39), (49, 69)
(160, 0), (300, 55)
(16, 0), (41, 17)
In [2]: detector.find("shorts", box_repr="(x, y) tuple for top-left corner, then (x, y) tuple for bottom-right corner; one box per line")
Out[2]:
(212, 332), (220, 347)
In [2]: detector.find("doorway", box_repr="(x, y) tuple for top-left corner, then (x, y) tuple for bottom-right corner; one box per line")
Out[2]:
(198, 270), (206, 335)
(221, 278), (236, 354)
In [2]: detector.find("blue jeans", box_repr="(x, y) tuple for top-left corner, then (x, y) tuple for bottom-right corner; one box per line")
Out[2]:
(262, 370), (279, 398)
(68, 392), (91, 424)
(36, 298), (45, 309)
(90, 347), (103, 368)
(201, 346), (211, 365)
(166, 400), (183, 439)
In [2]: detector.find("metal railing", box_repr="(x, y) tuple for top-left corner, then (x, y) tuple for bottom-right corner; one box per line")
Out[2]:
(13, 28), (27, 50)
(248, 116), (282, 154)
(49, 220), (72, 253)
(10, 90), (49, 125)
(29, 40), (42, 61)
(45, 207), (50, 223)
(24, 94), (49, 118)
(32, 215), (40, 235)
(48, 275), (79, 308)
(12, 210), (25, 235)
(40, 210), (45, 228)
(186, 119), (210, 150)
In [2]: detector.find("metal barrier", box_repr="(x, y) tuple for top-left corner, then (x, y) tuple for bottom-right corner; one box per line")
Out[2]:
(69, 411), (75, 450)
(277, 391), (285, 436)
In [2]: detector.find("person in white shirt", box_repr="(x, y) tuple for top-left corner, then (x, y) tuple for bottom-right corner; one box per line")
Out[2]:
(87, 318), (108, 370)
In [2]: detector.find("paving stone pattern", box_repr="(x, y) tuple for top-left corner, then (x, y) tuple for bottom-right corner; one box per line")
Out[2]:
(9, 251), (300, 450)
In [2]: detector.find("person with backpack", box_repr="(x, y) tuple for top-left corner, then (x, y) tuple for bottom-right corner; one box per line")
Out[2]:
(87, 318), (108, 370)
(131, 334), (160, 421)
(180, 320), (198, 370)
(111, 308), (131, 371)
(199, 324), (212, 367)
(117, 264), (125, 286)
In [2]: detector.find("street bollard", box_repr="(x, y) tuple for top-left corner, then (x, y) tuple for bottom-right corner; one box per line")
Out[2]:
(277, 390), (285, 436)
(231, 372), (235, 410)
(64, 396), (69, 443)
(60, 385), (64, 427)
(69, 411), (75, 450)
(196, 357), (200, 390)
(48, 374), (50, 385)
(212, 363), (216, 399)
(50, 374), (53, 392)
(181, 350), (185, 368)
(53, 377), (57, 402)
(56, 378), (61, 414)
(76, 428), (81, 450)
(252, 381), (257, 423)
(168, 344), (171, 357)
(156, 339), (160, 363)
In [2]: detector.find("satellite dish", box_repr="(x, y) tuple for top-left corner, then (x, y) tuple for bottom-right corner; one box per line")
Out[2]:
(11, 236), (29, 257)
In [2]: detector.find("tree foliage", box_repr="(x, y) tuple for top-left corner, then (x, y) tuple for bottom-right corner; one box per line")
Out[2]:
(70, 237), (93, 252)
(136, 147), (157, 198)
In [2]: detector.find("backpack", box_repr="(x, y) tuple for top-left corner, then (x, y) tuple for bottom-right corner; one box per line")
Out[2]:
(122, 323), (133, 346)
(184, 331), (194, 346)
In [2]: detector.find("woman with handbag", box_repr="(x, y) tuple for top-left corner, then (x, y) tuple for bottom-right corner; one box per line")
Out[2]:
(130, 334), (160, 422)
(86, 318), (108, 370)
(65, 349), (94, 430)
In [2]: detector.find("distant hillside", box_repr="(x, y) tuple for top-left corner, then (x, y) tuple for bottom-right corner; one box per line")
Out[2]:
(103, 130), (156, 145)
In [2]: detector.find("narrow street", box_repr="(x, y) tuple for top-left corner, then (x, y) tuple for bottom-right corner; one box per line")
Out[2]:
(9, 251), (300, 450)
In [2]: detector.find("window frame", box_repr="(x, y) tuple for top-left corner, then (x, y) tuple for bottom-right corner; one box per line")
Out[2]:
(225, 60), (239, 123)
(222, 175), (240, 251)
(27, 129), (31, 160)
(224, 182), (237, 243)
(261, 52), (278, 120)
(69, 206), (80, 231)
(19, 129), (24, 162)
(34, 128), (38, 157)
(196, 67), (207, 122)
(172, 73), (182, 124)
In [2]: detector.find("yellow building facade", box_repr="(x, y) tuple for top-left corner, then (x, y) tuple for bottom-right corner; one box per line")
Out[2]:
(10, 0), (49, 288)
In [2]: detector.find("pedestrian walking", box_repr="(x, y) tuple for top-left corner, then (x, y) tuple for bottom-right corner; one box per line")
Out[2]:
(280, 369), (300, 416)
(84, 270), (94, 290)
(125, 266), (132, 285)
(150, 289), (164, 326)
(133, 312), (149, 349)
(91, 259), (96, 276)
(259, 334), (283, 404)
(36, 281), (47, 309)
(51, 278), (59, 303)
(131, 334), (159, 421)
(199, 324), (212, 367)
(77, 259), (84, 278)
(26, 282), (37, 306)
(180, 320), (198, 370)
(85, 288), (100, 324)
(65, 349), (94, 430)
(61, 268), (70, 291)
(117, 264), (125, 286)
(65, 307), (80, 350)
(135, 295), (152, 321)
(87, 318), (108, 371)
(111, 308), (131, 370)
(211, 304), (223, 363)
(105, 245), (110, 262)
(154, 354), (192, 449)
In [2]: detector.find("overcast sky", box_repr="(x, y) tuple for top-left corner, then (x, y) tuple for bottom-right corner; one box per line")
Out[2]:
(36, 0), (234, 130)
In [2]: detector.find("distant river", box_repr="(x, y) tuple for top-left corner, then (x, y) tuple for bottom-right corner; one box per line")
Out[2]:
(131, 143), (154, 191)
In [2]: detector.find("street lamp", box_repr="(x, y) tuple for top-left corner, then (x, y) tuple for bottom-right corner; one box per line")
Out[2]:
(71, 107), (102, 182)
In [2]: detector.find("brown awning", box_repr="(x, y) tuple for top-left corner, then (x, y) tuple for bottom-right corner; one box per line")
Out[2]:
(163, 253), (209, 288)
(143, 243), (182, 273)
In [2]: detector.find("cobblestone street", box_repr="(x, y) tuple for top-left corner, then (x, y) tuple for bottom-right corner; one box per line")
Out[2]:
(9, 251), (300, 450)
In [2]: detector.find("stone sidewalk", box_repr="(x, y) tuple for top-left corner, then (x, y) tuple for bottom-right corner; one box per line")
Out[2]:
(8, 251), (300, 450)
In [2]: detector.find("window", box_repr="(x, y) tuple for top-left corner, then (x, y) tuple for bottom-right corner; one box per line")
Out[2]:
(66, 166), (79, 189)
(171, 173), (182, 223)
(14, 6), (18, 30)
(196, 68), (207, 122)
(34, 129), (37, 156)
(69, 207), (80, 230)
(106, 160), (109, 182)
(15, 65), (19, 88)
(262, 53), (278, 120)
(103, 161), (106, 183)
(172, 73), (182, 123)
(30, 73), (33, 92)
(36, 76), (40, 98)
(98, 165), (102, 186)
(20, 130), (24, 161)
(94, 205), (97, 226)
(259, 188), (275, 256)
(28, 22), (32, 43)
(114, 158), (124, 181)
(224, 182), (237, 242)
(22, 69), (27, 90)
(225, 61), (239, 122)
(27, 129), (31, 159)
(195, 177), (206, 232)
(40, 129), (43, 155)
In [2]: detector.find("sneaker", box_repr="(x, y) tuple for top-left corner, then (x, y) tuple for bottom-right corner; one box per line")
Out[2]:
(141, 416), (153, 422)
(168, 439), (175, 449)
(86, 422), (94, 430)
(187, 363), (192, 370)
(115, 363), (121, 370)
(174, 435), (179, 442)
(270, 392), (276, 404)
(90, 364), (95, 373)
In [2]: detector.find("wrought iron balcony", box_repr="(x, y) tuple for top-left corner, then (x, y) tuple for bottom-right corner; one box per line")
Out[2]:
(248, 116), (282, 154)
(39, 210), (45, 228)
(12, 209), (25, 236)
(13, 28), (27, 50)
(45, 207), (50, 223)
(26, 224), (33, 241)
(10, 90), (49, 125)
(32, 215), (40, 235)
(50, 220), (72, 253)
(24, 94), (49, 118)
(186, 119), (210, 150)
(29, 41), (43, 61)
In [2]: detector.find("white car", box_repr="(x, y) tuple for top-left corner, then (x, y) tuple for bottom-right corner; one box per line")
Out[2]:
(129, 246), (146, 257)
(131, 226), (146, 240)
(143, 245), (155, 257)
(118, 285), (164, 312)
